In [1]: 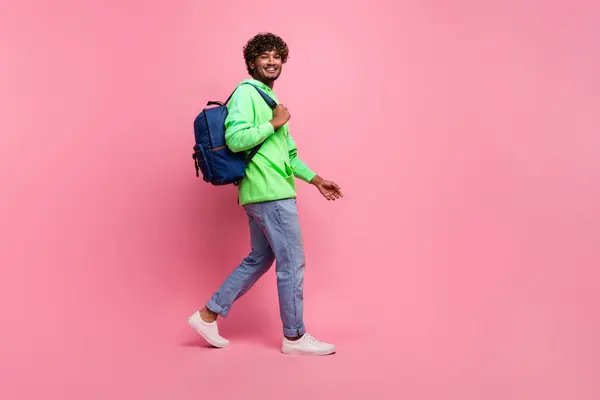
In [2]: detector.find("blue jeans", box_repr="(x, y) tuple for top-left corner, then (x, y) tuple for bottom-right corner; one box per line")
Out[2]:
(206, 198), (306, 337)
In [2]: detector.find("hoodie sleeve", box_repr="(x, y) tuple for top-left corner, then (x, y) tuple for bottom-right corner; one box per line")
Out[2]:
(224, 85), (275, 153)
(287, 133), (317, 183)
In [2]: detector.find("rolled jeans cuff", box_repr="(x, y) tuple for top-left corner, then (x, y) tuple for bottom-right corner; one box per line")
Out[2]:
(206, 299), (228, 317)
(283, 325), (306, 338)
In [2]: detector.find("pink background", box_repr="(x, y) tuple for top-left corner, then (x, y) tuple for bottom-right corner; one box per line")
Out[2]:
(1, 0), (599, 399)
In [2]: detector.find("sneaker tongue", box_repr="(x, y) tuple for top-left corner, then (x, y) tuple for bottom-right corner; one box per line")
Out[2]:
(305, 334), (320, 344)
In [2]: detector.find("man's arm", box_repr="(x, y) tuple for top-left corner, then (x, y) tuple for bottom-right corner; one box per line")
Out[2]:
(287, 133), (344, 200)
(224, 85), (275, 153)
(287, 133), (317, 183)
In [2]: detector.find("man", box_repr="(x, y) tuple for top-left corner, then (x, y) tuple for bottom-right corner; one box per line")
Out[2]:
(188, 32), (343, 356)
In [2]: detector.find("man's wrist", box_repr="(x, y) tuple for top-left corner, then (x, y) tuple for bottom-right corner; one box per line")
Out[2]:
(269, 119), (281, 131)
(310, 175), (324, 185)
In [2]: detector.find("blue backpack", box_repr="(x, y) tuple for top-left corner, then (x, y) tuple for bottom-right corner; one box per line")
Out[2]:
(192, 83), (277, 185)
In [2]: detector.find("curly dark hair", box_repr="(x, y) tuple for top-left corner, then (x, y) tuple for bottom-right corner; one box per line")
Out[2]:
(243, 32), (289, 76)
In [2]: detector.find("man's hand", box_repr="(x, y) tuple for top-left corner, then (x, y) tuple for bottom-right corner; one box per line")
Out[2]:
(270, 104), (291, 131)
(310, 175), (344, 201)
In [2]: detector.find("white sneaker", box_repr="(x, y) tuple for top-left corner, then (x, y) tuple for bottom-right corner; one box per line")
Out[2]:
(281, 334), (336, 356)
(187, 310), (230, 348)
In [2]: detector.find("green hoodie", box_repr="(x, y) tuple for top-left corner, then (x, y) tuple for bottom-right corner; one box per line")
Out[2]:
(224, 79), (316, 205)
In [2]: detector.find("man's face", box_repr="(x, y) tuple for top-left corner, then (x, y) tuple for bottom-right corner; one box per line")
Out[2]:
(250, 50), (283, 82)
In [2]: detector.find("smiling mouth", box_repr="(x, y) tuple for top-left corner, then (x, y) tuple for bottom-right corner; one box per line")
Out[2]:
(265, 67), (277, 73)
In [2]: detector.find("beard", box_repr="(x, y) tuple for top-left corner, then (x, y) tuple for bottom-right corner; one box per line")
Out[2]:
(260, 67), (281, 81)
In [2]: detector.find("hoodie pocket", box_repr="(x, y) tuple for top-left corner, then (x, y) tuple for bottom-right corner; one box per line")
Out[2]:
(284, 162), (294, 179)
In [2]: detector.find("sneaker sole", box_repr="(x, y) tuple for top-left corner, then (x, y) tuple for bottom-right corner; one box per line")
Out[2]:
(187, 318), (230, 349)
(281, 347), (336, 356)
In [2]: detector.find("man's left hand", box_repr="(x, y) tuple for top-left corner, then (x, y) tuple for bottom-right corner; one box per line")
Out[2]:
(311, 175), (344, 201)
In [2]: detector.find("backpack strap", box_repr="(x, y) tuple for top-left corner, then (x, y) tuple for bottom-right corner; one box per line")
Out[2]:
(220, 82), (278, 109)
(221, 82), (279, 166)
(241, 83), (278, 109)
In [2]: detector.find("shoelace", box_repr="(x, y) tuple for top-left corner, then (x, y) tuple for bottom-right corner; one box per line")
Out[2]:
(304, 334), (324, 345)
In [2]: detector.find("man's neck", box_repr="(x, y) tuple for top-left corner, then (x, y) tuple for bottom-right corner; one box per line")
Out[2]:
(253, 77), (274, 89)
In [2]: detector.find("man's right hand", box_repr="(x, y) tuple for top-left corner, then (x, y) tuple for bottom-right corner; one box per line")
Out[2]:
(270, 104), (291, 131)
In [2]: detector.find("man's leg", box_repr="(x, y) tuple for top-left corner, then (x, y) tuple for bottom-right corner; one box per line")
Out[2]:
(256, 199), (306, 338)
(259, 198), (336, 355)
(206, 206), (275, 317)
(188, 205), (274, 347)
